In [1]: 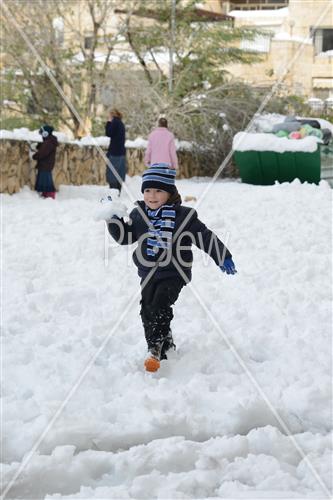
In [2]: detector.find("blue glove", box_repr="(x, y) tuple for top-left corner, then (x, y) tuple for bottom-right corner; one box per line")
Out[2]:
(220, 258), (237, 275)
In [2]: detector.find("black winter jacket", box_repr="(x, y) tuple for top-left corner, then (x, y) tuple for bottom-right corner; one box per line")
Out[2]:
(105, 117), (126, 156)
(33, 135), (58, 171)
(107, 201), (232, 282)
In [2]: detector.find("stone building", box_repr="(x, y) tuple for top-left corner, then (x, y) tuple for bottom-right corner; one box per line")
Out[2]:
(47, 0), (333, 111)
(2, 0), (332, 136)
(206, 0), (333, 109)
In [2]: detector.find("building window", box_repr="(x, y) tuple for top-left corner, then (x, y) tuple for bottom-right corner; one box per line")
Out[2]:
(241, 33), (271, 52)
(229, 0), (288, 10)
(313, 28), (333, 54)
(312, 91), (328, 101)
(84, 36), (93, 50)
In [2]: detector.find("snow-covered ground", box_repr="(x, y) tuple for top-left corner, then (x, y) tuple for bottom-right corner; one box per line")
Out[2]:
(2, 177), (332, 499)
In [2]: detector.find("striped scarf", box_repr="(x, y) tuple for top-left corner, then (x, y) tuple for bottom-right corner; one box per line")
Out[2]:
(146, 204), (176, 258)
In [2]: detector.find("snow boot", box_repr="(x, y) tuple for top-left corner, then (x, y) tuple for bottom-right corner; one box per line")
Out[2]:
(144, 344), (162, 372)
(42, 191), (56, 199)
(160, 330), (176, 360)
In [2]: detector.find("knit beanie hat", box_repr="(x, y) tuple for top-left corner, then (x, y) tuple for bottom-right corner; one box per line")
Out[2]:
(141, 163), (176, 194)
(39, 125), (54, 138)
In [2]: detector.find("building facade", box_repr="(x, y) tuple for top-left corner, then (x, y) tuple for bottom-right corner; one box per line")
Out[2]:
(222, 0), (288, 11)
(207, 0), (333, 109)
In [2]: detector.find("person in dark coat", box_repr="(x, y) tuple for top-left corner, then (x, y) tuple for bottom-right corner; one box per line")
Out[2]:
(100, 164), (237, 372)
(105, 108), (126, 194)
(33, 125), (58, 199)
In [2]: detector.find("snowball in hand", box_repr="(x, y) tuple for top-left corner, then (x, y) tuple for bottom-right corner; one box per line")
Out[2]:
(94, 197), (128, 221)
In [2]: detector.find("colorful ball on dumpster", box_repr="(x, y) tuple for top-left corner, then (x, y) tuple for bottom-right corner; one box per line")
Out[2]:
(299, 127), (308, 138)
(289, 131), (302, 140)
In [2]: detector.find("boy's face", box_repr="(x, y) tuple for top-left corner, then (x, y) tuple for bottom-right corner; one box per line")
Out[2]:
(144, 188), (169, 210)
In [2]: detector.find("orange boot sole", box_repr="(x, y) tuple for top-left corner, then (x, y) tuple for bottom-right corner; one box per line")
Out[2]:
(144, 357), (160, 372)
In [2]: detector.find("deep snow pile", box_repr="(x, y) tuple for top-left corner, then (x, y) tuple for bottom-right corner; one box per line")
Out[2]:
(233, 132), (320, 153)
(2, 177), (332, 499)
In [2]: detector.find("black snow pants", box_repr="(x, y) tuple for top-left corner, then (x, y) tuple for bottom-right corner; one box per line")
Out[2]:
(140, 277), (185, 350)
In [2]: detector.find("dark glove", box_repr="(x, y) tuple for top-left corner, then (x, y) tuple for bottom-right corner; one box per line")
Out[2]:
(220, 258), (237, 275)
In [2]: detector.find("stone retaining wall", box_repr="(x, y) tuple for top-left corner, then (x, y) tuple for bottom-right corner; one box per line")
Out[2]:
(0, 140), (202, 194)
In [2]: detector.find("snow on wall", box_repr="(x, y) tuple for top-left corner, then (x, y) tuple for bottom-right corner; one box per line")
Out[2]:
(0, 128), (192, 151)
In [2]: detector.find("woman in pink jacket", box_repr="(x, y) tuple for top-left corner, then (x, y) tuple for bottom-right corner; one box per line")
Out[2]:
(144, 117), (178, 169)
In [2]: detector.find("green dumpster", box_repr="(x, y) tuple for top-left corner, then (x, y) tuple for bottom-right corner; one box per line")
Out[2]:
(234, 146), (321, 185)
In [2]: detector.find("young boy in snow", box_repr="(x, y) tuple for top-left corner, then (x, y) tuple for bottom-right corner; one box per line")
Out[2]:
(100, 164), (236, 372)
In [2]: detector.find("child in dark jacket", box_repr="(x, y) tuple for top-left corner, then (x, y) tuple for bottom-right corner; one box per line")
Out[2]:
(100, 164), (236, 372)
(33, 125), (58, 199)
(105, 109), (126, 193)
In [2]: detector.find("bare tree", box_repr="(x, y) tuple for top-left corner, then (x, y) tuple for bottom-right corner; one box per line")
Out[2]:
(1, 0), (127, 136)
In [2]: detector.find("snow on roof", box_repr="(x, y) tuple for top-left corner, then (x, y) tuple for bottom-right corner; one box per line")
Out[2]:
(72, 47), (172, 66)
(273, 32), (312, 44)
(229, 7), (288, 18)
(233, 131), (321, 153)
(72, 50), (139, 65)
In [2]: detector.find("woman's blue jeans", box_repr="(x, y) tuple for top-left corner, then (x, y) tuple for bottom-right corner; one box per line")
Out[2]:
(106, 154), (126, 192)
